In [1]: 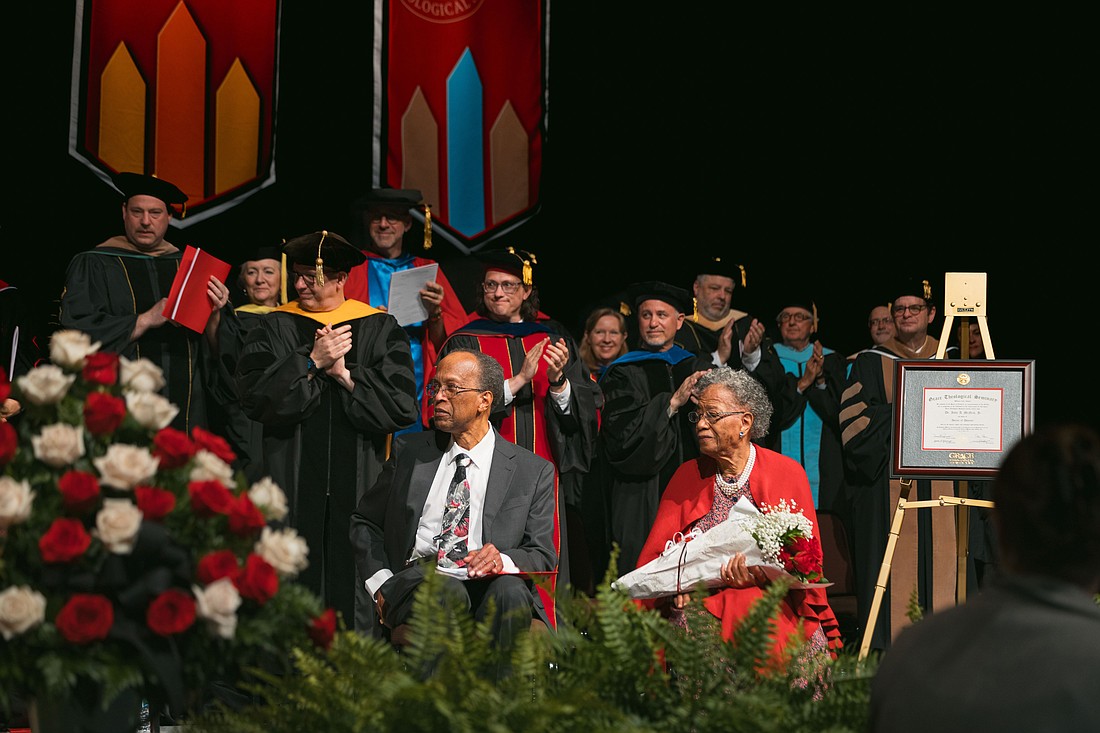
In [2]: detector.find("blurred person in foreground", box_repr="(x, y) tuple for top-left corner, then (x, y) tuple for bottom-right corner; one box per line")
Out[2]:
(871, 423), (1100, 732)
(636, 366), (842, 667)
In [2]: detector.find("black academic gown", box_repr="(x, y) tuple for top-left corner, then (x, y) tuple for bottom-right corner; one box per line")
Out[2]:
(595, 346), (714, 574)
(236, 300), (418, 632)
(59, 240), (220, 433)
(211, 306), (273, 482)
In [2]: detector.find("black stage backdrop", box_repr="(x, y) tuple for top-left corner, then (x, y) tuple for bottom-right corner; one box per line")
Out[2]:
(3, 4), (1091, 428)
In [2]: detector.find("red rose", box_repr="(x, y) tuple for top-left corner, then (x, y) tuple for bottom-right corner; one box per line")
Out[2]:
(135, 485), (176, 521)
(57, 470), (101, 512)
(146, 589), (197, 636)
(0, 367), (9, 402)
(55, 593), (114, 644)
(197, 550), (240, 585)
(189, 480), (234, 517)
(235, 554), (279, 605)
(191, 426), (237, 465)
(39, 517), (92, 563)
(0, 421), (16, 466)
(82, 351), (119, 386)
(308, 608), (337, 650)
(227, 494), (266, 537)
(787, 536), (823, 577)
(153, 428), (196, 469)
(84, 392), (126, 436)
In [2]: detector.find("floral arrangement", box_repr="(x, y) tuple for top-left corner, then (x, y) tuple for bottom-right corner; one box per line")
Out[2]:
(0, 331), (335, 717)
(748, 499), (827, 584)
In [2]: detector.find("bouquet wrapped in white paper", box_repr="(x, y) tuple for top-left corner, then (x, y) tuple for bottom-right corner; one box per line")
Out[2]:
(613, 497), (830, 600)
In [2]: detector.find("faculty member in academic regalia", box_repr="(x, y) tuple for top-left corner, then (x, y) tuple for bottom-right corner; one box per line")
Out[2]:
(58, 171), (231, 433)
(236, 231), (418, 633)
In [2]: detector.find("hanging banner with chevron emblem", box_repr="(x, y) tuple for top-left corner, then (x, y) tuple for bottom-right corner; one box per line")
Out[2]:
(69, 0), (281, 226)
(374, 0), (548, 253)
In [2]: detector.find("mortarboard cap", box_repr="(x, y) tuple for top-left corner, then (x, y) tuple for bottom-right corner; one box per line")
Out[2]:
(113, 172), (188, 217)
(696, 255), (747, 288)
(355, 188), (423, 213)
(477, 246), (538, 286)
(282, 231), (365, 285)
(629, 280), (693, 315)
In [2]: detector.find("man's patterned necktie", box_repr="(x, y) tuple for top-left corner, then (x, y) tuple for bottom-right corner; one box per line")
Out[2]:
(436, 453), (471, 568)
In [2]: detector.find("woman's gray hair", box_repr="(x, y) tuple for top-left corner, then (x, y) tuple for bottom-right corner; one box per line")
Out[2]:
(693, 366), (772, 440)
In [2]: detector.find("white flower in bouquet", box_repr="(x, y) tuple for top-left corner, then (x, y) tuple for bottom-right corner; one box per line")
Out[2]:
(0, 476), (35, 529)
(189, 449), (235, 486)
(194, 577), (243, 639)
(119, 356), (167, 393)
(93, 443), (159, 489)
(15, 365), (75, 405)
(248, 477), (289, 521)
(31, 422), (86, 467)
(0, 586), (47, 640)
(125, 391), (180, 430)
(49, 330), (101, 370)
(93, 498), (143, 554)
(255, 526), (310, 578)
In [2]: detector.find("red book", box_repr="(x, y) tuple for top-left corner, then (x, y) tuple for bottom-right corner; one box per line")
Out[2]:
(162, 246), (231, 333)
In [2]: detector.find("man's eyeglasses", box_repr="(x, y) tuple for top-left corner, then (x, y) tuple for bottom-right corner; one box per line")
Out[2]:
(481, 280), (523, 294)
(687, 410), (748, 424)
(425, 383), (484, 400)
(892, 304), (927, 316)
(777, 312), (812, 324)
(869, 317), (893, 327)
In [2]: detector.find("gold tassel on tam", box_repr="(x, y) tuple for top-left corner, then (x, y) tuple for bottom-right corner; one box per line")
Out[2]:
(693, 297), (700, 323)
(523, 252), (536, 285)
(314, 231), (328, 285)
(422, 205), (433, 250)
(739, 264), (747, 288)
(280, 246), (288, 304)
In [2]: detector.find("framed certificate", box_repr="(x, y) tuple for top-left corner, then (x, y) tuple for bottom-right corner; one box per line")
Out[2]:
(891, 359), (1035, 480)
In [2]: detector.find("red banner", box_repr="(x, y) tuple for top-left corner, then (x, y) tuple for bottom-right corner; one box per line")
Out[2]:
(70, 0), (280, 226)
(376, 0), (548, 251)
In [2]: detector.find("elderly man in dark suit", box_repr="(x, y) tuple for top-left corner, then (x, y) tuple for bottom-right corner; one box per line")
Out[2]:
(350, 348), (557, 653)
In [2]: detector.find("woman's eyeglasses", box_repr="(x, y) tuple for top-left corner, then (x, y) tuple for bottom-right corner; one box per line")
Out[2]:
(687, 410), (748, 424)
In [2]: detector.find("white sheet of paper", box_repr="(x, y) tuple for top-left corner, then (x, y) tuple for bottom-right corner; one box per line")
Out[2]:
(386, 263), (439, 326)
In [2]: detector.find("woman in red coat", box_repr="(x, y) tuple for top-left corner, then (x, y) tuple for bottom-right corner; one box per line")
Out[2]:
(636, 366), (842, 669)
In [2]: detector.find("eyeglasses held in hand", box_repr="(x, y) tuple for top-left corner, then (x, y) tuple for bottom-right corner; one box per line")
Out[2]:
(426, 382), (483, 399)
(482, 280), (523, 294)
(892, 304), (927, 316)
(777, 312), (812, 324)
(687, 410), (749, 424)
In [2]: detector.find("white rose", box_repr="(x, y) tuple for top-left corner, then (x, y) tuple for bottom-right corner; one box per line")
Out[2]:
(93, 498), (143, 554)
(31, 423), (86, 467)
(0, 477), (35, 529)
(248, 477), (288, 521)
(189, 450), (234, 487)
(254, 526), (309, 578)
(193, 578), (241, 639)
(93, 444), (160, 490)
(125, 391), (180, 430)
(49, 330), (101, 370)
(0, 586), (48, 640)
(15, 365), (76, 406)
(119, 357), (166, 394)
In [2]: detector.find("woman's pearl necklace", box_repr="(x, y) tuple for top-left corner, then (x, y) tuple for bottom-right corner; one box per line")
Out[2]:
(715, 444), (757, 496)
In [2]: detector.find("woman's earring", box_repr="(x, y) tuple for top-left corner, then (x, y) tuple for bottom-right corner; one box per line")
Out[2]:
(739, 431), (745, 438)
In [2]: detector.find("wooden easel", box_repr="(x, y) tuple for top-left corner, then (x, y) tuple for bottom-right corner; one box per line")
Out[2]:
(858, 273), (996, 660)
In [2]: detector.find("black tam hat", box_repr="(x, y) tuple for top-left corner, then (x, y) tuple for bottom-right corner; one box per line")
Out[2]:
(894, 276), (935, 304)
(113, 172), (188, 217)
(628, 281), (693, 315)
(282, 231), (365, 282)
(696, 256), (747, 288)
(477, 246), (538, 286)
(243, 245), (283, 263)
